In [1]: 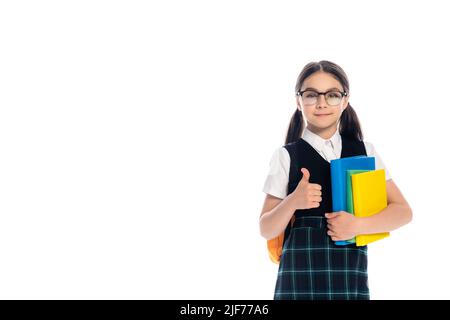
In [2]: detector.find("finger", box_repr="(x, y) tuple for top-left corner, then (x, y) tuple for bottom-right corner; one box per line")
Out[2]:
(309, 195), (322, 203)
(309, 183), (322, 191)
(300, 168), (310, 184)
(325, 212), (339, 219)
(307, 187), (320, 196)
(327, 230), (336, 237)
(326, 220), (338, 229)
(309, 201), (320, 208)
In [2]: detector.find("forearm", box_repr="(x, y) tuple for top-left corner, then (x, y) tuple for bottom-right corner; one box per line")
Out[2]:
(357, 203), (413, 235)
(260, 194), (297, 240)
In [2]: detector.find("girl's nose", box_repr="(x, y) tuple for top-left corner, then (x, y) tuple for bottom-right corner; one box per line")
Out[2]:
(316, 94), (328, 108)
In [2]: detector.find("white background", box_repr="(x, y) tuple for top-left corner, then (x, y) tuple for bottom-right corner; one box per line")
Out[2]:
(0, 0), (448, 299)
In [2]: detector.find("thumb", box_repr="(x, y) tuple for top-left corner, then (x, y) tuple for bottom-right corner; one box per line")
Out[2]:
(325, 212), (339, 219)
(300, 168), (310, 184)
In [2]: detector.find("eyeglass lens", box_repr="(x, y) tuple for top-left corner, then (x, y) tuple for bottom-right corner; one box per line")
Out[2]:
(301, 91), (343, 106)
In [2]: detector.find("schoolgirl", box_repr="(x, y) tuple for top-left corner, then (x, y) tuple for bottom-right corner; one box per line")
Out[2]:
(259, 60), (413, 300)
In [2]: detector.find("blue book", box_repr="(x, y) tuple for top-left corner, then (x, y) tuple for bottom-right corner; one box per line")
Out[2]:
(330, 156), (376, 245)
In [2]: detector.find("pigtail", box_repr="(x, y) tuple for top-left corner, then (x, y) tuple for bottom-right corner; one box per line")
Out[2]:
(285, 109), (304, 145)
(339, 103), (364, 141)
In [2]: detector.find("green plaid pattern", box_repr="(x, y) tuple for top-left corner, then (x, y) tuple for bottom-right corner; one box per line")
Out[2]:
(274, 216), (370, 300)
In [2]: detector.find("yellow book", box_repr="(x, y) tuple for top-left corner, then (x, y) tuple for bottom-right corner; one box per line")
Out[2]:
(351, 169), (390, 246)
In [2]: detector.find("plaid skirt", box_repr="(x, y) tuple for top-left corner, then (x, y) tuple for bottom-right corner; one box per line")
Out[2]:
(274, 216), (370, 300)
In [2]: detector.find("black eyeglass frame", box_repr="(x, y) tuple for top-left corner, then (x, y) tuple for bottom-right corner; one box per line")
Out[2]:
(296, 90), (348, 97)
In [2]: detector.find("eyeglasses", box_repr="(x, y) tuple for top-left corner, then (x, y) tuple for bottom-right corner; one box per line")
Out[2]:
(296, 89), (347, 106)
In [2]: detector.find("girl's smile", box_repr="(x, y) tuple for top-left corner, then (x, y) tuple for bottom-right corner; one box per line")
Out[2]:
(314, 113), (332, 117)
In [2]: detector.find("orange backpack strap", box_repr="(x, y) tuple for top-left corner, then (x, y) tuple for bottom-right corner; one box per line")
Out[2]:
(267, 215), (296, 264)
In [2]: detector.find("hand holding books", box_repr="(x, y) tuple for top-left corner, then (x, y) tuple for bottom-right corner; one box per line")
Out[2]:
(325, 211), (360, 242)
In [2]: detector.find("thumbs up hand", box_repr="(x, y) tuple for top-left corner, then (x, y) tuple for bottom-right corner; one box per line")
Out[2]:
(290, 168), (323, 210)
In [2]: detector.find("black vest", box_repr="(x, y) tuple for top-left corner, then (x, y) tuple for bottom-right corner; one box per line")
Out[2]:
(284, 135), (367, 219)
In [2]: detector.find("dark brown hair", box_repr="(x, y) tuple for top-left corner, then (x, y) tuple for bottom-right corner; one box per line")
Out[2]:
(285, 60), (363, 144)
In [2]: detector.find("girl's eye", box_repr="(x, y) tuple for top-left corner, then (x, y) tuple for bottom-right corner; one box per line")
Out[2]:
(327, 92), (341, 98)
(305, 92), (318, 98)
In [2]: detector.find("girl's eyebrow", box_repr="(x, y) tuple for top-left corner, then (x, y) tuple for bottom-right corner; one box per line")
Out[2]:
(303, 87), (343, 92)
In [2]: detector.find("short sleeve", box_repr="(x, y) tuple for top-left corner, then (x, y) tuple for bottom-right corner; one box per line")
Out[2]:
(262, 147), (290, 199)
(364, 141), (392, 181)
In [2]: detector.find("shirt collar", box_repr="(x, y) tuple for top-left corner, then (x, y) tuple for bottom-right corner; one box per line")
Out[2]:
(302, 127), (341, 151)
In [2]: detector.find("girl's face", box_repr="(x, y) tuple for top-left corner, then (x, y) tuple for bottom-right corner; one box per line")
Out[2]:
(297, 71), (349, 132)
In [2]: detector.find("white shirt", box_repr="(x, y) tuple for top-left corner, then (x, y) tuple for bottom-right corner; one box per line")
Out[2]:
(262, 127), (392, 199)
